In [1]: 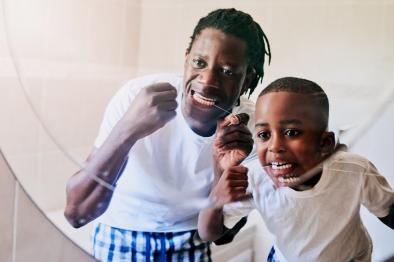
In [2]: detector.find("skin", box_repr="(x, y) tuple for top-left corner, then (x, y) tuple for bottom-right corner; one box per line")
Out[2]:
(182, 28), (252, 137)
(255, 92), (334, 190)
(64, 28), (254, 228)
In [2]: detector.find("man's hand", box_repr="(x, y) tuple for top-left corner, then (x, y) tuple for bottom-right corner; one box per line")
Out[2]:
(210, 165), (251, 208)
(213, 113), (253, 177)
(120, 83), (178, 140)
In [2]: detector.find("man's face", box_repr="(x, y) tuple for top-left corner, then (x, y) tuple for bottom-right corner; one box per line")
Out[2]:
(255, 92), (329, 190)
(182, 28), (250, 136)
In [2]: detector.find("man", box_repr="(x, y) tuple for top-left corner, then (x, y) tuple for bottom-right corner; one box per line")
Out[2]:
(64, 8), (271, 261)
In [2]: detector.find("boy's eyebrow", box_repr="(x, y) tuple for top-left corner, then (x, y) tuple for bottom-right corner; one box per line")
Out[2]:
(255, 119), (303, 128)
(279, 119), (303, 125)
(255, 122), (268, 128)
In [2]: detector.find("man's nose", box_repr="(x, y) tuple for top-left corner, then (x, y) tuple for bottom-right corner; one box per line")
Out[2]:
(268, 135), (286, 153)
(199, 68), (219, 87)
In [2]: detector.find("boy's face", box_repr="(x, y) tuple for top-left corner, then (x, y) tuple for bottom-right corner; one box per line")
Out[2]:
(182, 28), (251, 136)
(255, 91), (333, 190)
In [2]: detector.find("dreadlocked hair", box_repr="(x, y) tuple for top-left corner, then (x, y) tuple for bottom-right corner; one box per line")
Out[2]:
(187, 8), (271, 97)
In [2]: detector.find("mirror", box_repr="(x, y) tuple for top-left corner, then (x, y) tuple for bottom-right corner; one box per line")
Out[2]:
(1, 0), (393, 260)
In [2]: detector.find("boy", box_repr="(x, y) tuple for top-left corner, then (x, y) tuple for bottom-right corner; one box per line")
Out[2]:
(198, 77), (394, 261)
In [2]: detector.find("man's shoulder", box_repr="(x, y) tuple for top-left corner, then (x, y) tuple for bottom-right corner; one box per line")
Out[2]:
(122, 73), (183, 91)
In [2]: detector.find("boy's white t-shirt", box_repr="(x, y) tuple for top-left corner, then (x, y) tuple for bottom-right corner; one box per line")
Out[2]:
(94, 73), (257, 232)
(224, 151), (394, 262)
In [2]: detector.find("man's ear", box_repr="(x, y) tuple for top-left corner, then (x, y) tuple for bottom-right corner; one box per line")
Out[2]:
(320, 131), (336, 157)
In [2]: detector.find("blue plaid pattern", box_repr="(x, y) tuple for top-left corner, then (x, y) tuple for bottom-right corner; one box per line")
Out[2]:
(92, 223), (211, 262)
(267, 246), (280, 262)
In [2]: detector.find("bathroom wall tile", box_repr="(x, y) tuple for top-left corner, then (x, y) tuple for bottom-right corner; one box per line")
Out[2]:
(5, 154), (42, 208)
(14, 178), (95, 261)
(38, 77), (132, 153)
(0, 83), (41, 157)
(0, 152), (16, 262)
(36, 150), (79, 212)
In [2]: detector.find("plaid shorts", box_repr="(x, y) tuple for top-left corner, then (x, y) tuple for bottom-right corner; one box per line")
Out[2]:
(92, 223), (211, 262)
(267, 246), (280, 262)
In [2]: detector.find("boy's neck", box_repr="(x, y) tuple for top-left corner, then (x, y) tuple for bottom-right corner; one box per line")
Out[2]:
(291, 172), (322, 191)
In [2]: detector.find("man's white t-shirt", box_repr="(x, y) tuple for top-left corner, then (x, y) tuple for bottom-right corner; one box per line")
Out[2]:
(94, 73), (256, 232)
(224, 151), (394, 262)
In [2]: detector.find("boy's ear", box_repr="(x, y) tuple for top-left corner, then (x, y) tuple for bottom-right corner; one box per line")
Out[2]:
(320, 131), (336, 157)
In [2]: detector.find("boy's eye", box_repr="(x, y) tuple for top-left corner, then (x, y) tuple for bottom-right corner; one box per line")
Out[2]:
(257, 131), (270, 141)
(192, 58), (206, 68)
(284, 129), (300, 137)
(221, 68), (234, 77)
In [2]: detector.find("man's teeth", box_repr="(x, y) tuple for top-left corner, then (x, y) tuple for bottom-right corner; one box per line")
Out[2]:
(271, 162), (292, 170)
(193, 93), (216, 106)
(278, 176), (300, 183)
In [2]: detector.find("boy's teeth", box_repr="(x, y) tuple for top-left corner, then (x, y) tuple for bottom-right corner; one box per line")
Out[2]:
(271, 163), (292, 170)
(278, 176), (300, 183)
(193, 93), (216, 106)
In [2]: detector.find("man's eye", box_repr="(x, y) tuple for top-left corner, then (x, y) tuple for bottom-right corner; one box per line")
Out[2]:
(284, 129), (300, 137)
(192, 58), (206, 68)
(221, 68), (234, 77)
(257, 131), (270, 141)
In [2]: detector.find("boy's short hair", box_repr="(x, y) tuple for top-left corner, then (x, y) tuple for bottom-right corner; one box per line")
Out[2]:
(187, 8), (271, 97)
(259, 77), (329, 131)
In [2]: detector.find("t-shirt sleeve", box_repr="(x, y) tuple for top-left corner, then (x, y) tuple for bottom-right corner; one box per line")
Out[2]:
(223, 199), (254, 229)
(94, 80), (140, 148)
(361, 161), (394, 218)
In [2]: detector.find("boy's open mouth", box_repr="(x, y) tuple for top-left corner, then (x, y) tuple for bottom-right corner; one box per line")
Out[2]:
(267, 162), (301, 184)
(271, 162), (292, 170)
(191, 90), (217, 107)
(277, 174), (301, 183)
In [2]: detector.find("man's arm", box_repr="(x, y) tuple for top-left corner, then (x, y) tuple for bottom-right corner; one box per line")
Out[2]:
(379, 204), (394, 229)
(64, 83), (177, 228)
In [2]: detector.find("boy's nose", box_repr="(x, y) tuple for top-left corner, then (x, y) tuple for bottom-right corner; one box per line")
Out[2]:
(199, 68), (219, 87)
(268, 135), (286, 153)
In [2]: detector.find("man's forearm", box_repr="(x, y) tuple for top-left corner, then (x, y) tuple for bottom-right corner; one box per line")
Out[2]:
(64, 121), (137, 227)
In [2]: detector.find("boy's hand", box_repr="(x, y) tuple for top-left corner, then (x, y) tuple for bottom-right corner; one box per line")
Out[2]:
(213, 113), (253, 177)
(210, 165), (251, 208)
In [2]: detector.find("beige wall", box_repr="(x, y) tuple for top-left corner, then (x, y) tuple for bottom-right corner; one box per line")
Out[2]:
(1, 0), (393, 260)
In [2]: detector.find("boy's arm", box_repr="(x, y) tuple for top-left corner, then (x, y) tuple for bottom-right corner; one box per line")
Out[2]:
(378, 204), (394, 229)
(198, 165), (251, 241)
(198, 206), (226, 241)
(361, 160), (394, 230)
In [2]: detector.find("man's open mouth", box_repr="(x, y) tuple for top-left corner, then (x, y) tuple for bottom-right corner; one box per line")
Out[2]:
(191, 90), (217, 107)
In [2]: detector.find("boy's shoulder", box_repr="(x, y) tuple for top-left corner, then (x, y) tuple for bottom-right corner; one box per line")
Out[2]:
(326, 151), (371, 174)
